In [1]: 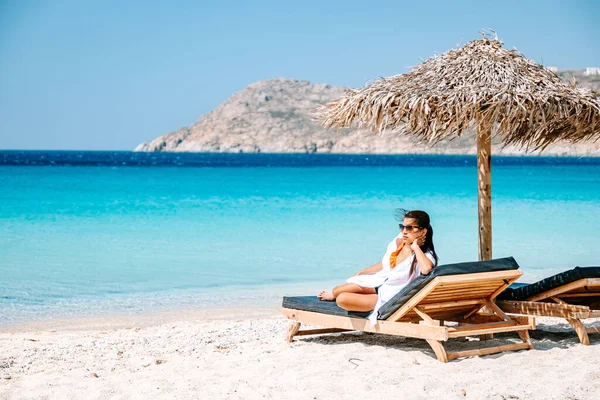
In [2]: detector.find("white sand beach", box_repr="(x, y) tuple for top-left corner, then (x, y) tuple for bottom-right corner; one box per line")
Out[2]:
(1, 310), (599, 400)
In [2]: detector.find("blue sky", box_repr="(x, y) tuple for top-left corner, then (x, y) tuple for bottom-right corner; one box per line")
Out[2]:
(0, 0), (598, 150)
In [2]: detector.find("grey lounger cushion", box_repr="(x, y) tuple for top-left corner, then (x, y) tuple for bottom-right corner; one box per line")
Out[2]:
(498, 266), (600, 301)
(281, 296), (370, 318)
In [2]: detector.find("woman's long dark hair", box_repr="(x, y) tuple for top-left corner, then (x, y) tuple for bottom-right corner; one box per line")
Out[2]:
(395, 209), (439, 273)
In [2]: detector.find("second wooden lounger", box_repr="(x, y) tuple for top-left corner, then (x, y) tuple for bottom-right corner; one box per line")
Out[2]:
(282, 257), (535, 363)
(497, 266), (600, 345)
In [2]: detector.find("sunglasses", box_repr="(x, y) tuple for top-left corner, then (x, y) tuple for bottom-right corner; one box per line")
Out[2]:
(399, 224), (422, 232)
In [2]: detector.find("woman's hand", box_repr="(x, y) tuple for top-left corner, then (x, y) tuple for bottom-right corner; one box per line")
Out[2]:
(410, 233), (426, 252)
(410, 240), (420, 252)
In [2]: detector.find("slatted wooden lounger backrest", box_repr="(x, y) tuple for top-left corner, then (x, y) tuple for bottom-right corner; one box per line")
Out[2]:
(386, 270), (523, 323)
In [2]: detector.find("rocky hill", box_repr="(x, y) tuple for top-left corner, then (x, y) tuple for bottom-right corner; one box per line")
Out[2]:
(135, 72), (600, 156)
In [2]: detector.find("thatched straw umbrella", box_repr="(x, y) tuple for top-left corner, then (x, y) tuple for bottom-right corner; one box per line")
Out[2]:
(317, 34), (600, 261)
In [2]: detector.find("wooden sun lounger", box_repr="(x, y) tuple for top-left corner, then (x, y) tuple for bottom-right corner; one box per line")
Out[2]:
(282, 269), (534, 362)
(498, 275), (600, 345)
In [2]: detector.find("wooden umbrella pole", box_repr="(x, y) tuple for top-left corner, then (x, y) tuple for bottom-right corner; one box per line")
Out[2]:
(477, 123), (492, 261)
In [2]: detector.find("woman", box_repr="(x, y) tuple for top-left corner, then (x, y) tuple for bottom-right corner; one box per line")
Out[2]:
(318, 209), (438, 325)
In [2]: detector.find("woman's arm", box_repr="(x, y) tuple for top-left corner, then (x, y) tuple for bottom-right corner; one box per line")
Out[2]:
(411, 241), (434, 275)
(353, 261), (383, 276)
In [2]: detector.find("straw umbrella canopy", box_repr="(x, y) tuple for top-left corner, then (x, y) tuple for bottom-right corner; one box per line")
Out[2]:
(317, 35), (600, 261)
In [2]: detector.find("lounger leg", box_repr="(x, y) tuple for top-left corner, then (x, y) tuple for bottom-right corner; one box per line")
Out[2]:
(425, 339), (449, 363)
(510, 316), (534, 349)
(516, 329), (534, 349)
(567, 317), (590, 345)
(286, 321), (301, 343)
(548, 296), (592, 345)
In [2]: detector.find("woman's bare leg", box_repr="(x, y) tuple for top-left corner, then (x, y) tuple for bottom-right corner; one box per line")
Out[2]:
(336, 293), (378, 312)
(318, 283), (376, 301)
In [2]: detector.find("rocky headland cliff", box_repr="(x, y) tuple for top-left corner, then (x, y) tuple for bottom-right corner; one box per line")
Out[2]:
(135, 71), (600, 155)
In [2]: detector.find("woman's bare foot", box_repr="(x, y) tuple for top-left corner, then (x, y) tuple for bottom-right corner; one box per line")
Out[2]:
(318, 290), (335, 301)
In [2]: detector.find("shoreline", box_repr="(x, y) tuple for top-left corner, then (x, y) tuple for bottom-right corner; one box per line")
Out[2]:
(0, 306), (281, 333)
(0, 280), (341, 332)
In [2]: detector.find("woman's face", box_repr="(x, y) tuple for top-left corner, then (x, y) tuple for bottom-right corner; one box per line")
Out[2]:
(401, 217), (426, 244)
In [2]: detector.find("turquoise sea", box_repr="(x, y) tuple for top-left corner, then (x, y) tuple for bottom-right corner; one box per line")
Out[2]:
(1, 151), (599, 326)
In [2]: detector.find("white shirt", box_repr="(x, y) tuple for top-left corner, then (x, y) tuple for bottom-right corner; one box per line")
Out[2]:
(346, 234), (436, 326)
